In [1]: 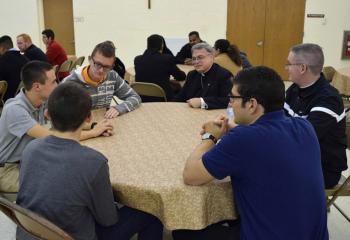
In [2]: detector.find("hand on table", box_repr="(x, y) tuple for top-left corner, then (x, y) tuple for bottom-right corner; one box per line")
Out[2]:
(92, 119), (114, 137)
(187, 98), (201, 108)
(105, 108), (120, 119)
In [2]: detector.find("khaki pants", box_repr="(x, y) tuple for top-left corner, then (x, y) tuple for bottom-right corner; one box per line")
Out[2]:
(0, 163), (19, 192)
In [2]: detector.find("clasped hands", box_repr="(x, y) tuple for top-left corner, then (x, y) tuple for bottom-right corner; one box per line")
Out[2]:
(201, 115), (237, 140)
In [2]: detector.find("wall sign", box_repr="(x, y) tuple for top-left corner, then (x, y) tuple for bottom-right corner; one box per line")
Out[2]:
(342, 31), (350, 59)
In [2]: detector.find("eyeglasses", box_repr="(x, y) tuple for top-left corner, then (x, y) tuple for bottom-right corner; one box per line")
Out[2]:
(192, 54), (210, 62)
(228, 94), (248, 101)
(284, 62), (305, 67)
(91, 58), (114, 71)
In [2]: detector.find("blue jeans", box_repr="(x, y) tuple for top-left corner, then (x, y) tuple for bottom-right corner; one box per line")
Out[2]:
(95, 206), (163, 240)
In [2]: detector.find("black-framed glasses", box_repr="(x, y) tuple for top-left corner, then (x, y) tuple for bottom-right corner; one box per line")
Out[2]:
(91, 58), (114, 71)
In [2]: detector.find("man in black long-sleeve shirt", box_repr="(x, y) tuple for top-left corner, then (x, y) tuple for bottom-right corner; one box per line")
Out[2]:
(175, 31), (203, 65)
(174, 42), (233, 109)
(17, 33), (48, 62)
(135, 34), (186, 101)
(0, 35), (28, 101)
(284, 43), (347, 189)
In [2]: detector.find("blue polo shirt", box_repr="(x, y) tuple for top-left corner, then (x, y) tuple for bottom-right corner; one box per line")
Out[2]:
(203, 110), (328, 240)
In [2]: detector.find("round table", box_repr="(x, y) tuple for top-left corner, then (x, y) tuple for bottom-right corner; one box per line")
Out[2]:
(83, 103), (236, 230)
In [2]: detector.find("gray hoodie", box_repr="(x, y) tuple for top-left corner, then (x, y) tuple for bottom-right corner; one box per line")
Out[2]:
(63, 67), (141, 114)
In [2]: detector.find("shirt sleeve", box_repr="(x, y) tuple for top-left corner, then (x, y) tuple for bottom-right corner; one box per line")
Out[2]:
(307, 96), (345, 140)
(89, 160), (118, 226)
(202, 128), (245, 179)
(112, 73), (142, 114)
(5, 104), (37, 138)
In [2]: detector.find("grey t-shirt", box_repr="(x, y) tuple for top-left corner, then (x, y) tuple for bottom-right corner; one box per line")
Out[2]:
(0, 89), (46, 164)
(17, 135), (118, 240)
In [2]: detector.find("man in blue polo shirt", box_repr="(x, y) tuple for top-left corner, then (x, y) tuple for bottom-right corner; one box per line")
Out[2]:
(179, 66), (328, 240)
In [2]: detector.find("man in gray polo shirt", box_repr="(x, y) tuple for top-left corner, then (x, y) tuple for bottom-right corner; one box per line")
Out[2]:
(0, 61), (114, 193)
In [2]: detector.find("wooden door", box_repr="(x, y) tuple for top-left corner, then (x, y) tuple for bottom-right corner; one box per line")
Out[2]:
(227, 0), (266, 66)
(227, 0), (305, 80)
(43, 0), (75, 55)
(264, 0), (305, 79)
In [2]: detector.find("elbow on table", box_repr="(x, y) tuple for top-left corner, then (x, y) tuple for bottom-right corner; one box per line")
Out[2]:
(183, 169), (202, 186)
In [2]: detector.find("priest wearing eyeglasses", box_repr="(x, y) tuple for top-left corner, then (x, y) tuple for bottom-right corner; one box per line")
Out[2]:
(174, 42), (233, 109)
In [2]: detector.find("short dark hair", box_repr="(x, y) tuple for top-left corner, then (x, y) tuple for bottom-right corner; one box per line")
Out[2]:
(214, 39), (242, 66)
(42, 29), (55, 40)
(233, 66), (285, 113)
(147, 34), (163, 52)
(48, 82), (92, 132)
(21, 61), (53, 90)
(91, 41), (116, 58)
(188, 31), (200, 38)
(0, 35), (13, 49)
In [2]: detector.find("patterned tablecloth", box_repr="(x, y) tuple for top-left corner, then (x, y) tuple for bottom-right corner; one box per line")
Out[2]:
(83, 102), (236, 230)
(331, 67), (350, 96)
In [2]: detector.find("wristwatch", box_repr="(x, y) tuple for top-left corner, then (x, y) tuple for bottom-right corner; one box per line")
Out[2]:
(201, 133), (218, 144)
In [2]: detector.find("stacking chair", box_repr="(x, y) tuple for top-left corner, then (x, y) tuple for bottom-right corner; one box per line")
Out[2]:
(0, 80), (8, 115)
(325, 116), (350, 222)
(326, 174), (350, 222)
(0, 196), (73, 240)
(56, 60), (73, 80)
(322, 66), (336, 82)
(69, 56), (85, 71)
(15, 80), (24, 96)
(0, 80), (8, 106)
(130, 82), (167, 102)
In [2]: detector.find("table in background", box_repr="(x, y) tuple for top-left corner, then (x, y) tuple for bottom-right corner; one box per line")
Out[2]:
(83, 103), (236, 230)
(124, 64), (194, 87)
(331, 68), (350, 96)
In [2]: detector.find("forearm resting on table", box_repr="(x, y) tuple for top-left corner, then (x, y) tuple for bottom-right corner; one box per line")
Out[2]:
(183, 140), (215, 186)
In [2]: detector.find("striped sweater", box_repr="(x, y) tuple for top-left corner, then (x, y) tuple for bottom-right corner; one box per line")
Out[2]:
(63, 67), (141, 114)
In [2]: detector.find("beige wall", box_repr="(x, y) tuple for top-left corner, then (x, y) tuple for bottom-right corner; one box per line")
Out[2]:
(1, 0), (45, 51)
(72, 0), (227, 67)
(1, 0), (349, 69)
(304, 0), (350, 68)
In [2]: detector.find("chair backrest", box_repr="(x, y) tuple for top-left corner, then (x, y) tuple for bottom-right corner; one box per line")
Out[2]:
(130, 82), (167, 101)
(0, 196), (74, 240)
(0, 80), (8, 106)
(322, 66), (336, 82)
(70, 56), (85, 71)
(57, 60), (73, 74)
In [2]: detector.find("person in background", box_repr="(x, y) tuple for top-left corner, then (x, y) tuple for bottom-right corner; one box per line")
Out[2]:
(41, 29), (68, 80)
(0, 61), (112, 193)
(175, 31), (203, 65)
(214, 39), (242, 76)
(134, 34), (186, 101)
(64, 41), (141, 118)
(105, 40), (126, 79)
(0, 35), (28, 101)
(174, 42), (233, 109)
(159, 35), (174, 56)
(176, 66), (328, 240)
(17, 82), (163, 240)
(284, 43), (347, 189)
(16, 33), (48, 62)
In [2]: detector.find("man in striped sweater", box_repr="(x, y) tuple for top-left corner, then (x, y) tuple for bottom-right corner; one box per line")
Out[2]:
(64, 41), (141, 118)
